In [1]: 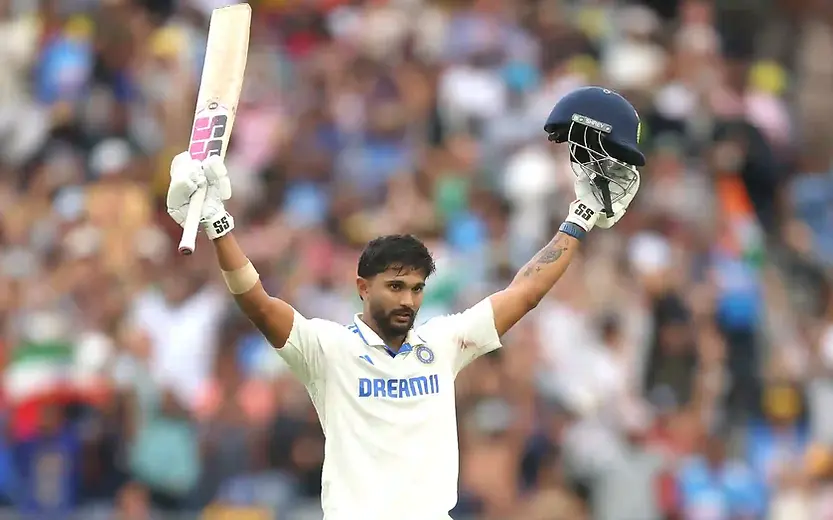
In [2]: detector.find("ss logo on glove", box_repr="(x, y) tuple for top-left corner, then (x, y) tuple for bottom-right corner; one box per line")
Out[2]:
(212, 216), (231, 235)
(574, 203), (595, 220)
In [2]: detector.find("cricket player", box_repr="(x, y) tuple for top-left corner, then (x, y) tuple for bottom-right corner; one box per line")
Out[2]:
(166, 86), (644, 519)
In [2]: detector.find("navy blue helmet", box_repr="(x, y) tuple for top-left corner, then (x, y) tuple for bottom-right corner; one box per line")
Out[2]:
(545, 86), (644, 214)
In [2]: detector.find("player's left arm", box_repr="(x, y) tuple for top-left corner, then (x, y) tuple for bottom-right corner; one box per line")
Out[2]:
(441, 239), (579, 374)
(489, 173), (640, 337)
(489, 232), (580, 337)
(442, 199), (599, 373)
(435, 175), (639, 374)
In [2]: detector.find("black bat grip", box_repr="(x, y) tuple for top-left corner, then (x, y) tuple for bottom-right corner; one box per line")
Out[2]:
(594, 177), (614, 218)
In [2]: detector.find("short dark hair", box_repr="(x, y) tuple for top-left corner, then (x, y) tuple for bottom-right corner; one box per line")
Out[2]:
(357, 234), (435, 279)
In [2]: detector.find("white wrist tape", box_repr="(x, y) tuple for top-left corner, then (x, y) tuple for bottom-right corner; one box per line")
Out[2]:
(221, 261), (259, 295)
(204, 211), (235, 240)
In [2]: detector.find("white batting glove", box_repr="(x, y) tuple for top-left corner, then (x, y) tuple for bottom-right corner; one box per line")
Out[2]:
(565, 173), (640, 232)
(166, 152), (234, 240)
(201, 156), (234, 239)
(593, 171), (639, 229)
(564, 177), (603, 232)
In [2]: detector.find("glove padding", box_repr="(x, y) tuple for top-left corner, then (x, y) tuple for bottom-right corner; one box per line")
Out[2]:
(166, 152), (234, 240)
(564, 173), (640, 231)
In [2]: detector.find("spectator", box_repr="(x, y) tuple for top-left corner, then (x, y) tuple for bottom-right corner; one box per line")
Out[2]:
(677, 430), (765, 519)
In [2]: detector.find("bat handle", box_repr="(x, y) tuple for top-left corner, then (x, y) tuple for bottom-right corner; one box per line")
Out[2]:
(595, 177), (615, 218)
(178, 185), (208, 255)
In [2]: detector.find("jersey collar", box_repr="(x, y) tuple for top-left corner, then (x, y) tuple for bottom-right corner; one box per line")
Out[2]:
(351, 314), (425, 356)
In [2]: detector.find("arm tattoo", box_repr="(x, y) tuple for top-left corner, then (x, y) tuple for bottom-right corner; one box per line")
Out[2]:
(523, 236), (568, 277)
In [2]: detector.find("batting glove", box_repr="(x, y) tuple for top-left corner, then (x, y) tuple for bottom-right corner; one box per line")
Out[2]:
(565, 173), (640, 232)
(564, 177), (603, 232)
(166, 152), (234, 240)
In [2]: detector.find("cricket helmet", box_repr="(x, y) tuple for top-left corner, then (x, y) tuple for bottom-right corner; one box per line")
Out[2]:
(545, 86), (644, 207)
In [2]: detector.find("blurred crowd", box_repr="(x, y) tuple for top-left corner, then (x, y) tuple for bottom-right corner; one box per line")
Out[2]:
(4, 0), (833, 518)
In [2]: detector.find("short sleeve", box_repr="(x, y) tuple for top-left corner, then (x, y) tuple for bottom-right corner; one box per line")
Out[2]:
(275, 310), (328, 384)
(420, 297), (502, 374)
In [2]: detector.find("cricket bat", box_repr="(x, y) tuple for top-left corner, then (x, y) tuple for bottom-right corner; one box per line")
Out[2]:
(178, 3), (251, 255)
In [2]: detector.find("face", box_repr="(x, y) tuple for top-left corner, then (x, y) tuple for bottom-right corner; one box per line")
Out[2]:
(358, 266), (426, 337)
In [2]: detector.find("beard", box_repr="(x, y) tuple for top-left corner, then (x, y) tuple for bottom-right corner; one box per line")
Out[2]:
(369, 302), (416, 338)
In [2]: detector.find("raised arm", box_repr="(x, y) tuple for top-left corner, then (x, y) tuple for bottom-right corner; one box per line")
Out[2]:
(489, 232), (580, 336)
(167, 154), (330, 383)
(166, 153), (295, 348)
(212, 233), (295, 348)
(489, 173), (640, 337)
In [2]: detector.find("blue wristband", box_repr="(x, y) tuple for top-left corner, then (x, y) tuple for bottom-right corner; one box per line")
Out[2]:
(559, 221), (587, 241)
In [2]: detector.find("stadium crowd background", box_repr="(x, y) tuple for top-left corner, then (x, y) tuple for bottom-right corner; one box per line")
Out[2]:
(2, 0), (833, 518)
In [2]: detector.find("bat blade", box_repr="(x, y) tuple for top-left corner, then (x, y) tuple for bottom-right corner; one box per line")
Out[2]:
(178, 3), (251, 256)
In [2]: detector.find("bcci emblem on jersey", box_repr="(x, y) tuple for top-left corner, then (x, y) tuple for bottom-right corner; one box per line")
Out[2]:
(415, 345), (434, 364)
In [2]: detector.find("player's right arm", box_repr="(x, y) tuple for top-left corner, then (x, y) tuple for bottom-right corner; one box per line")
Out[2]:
(211, 233), (294, 348)
(166, 153), (325, 382)
(211, 229), (326, 383)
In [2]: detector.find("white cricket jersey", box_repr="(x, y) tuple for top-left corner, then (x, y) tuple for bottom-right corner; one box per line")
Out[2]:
(275, 297), (502, 520)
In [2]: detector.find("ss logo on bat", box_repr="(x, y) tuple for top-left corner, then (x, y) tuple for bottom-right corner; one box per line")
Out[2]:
(188, 105), (229, 160)
(574, 203), (595, 220)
